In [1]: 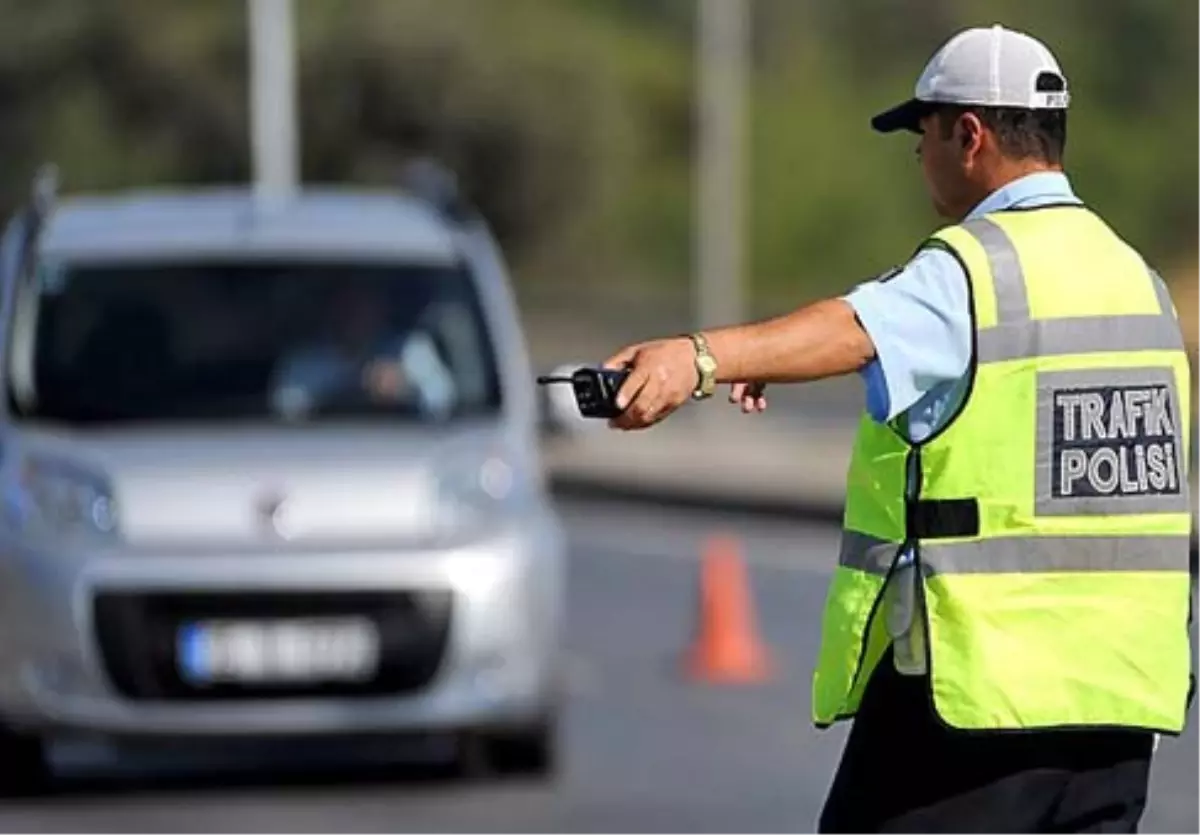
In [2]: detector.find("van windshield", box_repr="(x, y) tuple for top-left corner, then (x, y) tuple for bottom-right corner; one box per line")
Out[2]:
(11, 259), (503, 425)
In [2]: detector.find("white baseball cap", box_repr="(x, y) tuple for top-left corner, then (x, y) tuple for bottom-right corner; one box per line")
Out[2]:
(871, 24), (1070, 134)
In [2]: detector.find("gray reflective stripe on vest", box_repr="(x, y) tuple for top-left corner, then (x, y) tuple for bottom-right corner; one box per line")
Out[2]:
(959, 218), (1185, 364)
(839, 530), (901, 576)
(839, 530), (1189, 575)
(977, 316), (1183, 364)
(922, 535), (1190, 574)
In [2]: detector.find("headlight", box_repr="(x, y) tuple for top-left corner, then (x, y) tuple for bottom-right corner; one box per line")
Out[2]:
(444, 552), (508, 598)
(4, 456), (119, 542)
(435, 448), (532, 532)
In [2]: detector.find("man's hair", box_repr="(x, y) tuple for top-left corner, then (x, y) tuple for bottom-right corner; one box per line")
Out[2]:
(936, 105), (1067, 165)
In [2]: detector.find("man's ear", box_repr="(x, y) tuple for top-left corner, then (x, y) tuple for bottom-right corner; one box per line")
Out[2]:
(959, 112), (985, 154)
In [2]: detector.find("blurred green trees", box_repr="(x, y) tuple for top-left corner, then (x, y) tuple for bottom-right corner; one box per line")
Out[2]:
(0, 0), (1193, 309)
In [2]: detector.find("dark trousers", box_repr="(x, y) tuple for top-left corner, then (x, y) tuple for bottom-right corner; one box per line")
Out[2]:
(818, 650), (1155, 833)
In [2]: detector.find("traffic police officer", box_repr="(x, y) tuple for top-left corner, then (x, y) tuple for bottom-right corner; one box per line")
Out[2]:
(603, 25), (1193, 832)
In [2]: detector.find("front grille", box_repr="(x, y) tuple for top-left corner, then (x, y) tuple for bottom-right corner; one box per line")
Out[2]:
(92, 590), (453, 701)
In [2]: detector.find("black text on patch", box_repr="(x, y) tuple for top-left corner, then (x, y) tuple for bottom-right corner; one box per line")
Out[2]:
(1051, 385), (1180, 498)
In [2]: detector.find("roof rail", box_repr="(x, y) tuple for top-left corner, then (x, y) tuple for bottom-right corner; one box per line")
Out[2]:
(399, 157), (476, 224)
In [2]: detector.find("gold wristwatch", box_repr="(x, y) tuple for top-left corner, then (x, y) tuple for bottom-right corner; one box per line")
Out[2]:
(688, 332), (718, 400)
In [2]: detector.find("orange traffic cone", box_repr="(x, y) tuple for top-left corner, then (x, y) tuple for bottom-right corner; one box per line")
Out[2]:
(683, 535), (775, 684)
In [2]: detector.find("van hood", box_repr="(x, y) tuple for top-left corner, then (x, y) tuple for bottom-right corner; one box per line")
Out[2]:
(9, 422), (530, 548)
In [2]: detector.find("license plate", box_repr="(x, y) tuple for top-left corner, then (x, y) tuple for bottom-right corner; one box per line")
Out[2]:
(176, 617), (381, 685)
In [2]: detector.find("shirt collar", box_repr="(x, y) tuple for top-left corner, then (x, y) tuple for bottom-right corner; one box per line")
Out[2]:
(965, 171), (1080, 221)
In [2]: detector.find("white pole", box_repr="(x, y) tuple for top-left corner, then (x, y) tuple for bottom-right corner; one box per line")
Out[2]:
(695, 0), (748, 332)
(248, 0), (299, 206)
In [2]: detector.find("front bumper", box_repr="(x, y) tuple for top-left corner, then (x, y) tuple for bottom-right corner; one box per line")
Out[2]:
(0, 522), (565, 738)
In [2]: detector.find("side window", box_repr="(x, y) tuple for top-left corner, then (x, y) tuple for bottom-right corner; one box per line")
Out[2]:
(0, 220), (21, 272)
(2, 213), (43, 414)
(0, 218), (25, 297)
(0, 217), (28, 358)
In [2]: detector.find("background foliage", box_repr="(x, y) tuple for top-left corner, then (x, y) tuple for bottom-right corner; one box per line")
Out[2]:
(0, 0), (1194, 317)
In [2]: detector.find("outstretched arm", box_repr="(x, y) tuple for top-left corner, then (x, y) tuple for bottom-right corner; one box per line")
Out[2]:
(704, 298), (876, 384)
(603, 250), (972, 431)
(603, 298), (874, 430)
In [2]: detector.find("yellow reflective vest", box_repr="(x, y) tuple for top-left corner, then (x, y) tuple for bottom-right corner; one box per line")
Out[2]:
(812, 204), (1194, 733)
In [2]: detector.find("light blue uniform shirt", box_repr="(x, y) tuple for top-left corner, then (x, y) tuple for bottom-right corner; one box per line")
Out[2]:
(841, 171), (1082, 672)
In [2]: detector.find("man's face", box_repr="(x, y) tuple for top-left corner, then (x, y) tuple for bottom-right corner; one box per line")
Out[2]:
(332, 287), (386, 345)
(916, 111), (972, 220)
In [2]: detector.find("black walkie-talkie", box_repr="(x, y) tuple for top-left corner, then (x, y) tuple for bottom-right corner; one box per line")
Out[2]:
(536, 366), (630, 419)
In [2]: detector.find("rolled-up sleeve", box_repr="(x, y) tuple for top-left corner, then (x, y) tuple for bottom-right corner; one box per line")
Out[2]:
(842, 248), (973, 423)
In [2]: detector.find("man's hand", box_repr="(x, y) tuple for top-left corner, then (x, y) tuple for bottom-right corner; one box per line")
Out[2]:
(602, 337), (697, 430)
(362, 358), (406, 400)
(729, 381), (768, 413)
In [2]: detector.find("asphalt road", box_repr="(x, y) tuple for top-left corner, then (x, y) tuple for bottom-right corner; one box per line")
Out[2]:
(0, 497), (1194, 833)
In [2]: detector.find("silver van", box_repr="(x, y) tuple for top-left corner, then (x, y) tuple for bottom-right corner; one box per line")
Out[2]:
(0, 167), (566, 792)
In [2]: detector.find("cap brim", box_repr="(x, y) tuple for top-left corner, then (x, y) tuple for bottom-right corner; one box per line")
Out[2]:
(871, 98), (935, 134)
